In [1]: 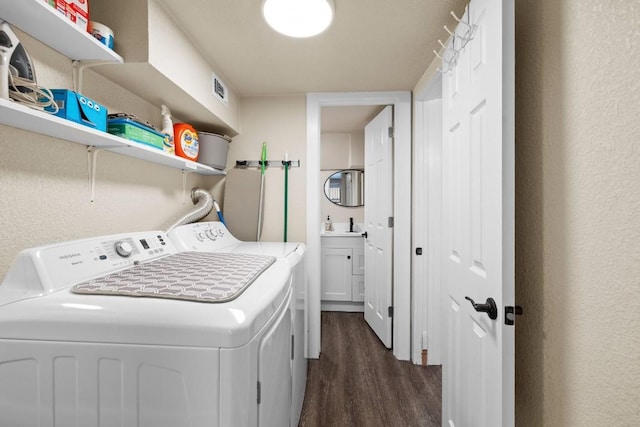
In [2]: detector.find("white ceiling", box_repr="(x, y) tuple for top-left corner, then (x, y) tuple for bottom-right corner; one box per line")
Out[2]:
(157, 0), (468, 97)
(320, 105), (384, 133)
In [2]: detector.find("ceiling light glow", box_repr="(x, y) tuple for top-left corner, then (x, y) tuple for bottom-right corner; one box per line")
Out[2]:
(263, 0), (335, 38)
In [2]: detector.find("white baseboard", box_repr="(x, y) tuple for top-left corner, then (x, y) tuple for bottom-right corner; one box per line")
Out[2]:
(321, 301), (364, 312)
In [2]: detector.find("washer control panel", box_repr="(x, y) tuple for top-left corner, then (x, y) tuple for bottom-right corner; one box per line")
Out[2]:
(114, 240), (134, 257)
(168, 222), (240, 252)
(5, 231), (178, 295)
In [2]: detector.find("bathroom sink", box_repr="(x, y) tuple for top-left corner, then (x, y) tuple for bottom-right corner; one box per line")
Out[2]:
(320, 222), (364, 236)
(321, 231), (363, 237)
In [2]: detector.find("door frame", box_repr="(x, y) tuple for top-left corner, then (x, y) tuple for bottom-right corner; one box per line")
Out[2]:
(412, 73), (443, 365)
(306, 91), (412, 360)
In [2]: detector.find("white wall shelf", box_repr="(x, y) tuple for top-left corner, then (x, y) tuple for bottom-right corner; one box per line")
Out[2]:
(0, 98), (225, 176)
(0, 0), (123, 63)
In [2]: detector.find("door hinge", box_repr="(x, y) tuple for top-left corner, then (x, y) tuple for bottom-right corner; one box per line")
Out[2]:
(257, 381), (261, 404)
(388, 217), (394, 228)
(505, 306), (523, 326)
(388, 127), (394, 138)
(291, 335), (295, 360)
(388, 306), (393, 318)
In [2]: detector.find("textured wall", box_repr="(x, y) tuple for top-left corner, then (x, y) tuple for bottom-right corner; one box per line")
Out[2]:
(515, 1), (640, 425)
(227, 96), (307, 243)
(0, 29), (214, 279)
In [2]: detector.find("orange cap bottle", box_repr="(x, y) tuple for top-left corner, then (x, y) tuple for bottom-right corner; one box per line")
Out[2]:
(173, 123), (199, 161)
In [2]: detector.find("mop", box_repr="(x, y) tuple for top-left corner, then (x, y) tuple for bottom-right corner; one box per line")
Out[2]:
(256, 142), (267, 241)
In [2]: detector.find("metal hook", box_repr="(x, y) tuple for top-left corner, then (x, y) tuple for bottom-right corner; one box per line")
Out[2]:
(438, 39), (458, 59)
(433, 49), (452, 74)
(451, 9), (474, 32)
(444, 24), (468, 45)
(444, 25), (455, 37)
(436, 50), (459, 74)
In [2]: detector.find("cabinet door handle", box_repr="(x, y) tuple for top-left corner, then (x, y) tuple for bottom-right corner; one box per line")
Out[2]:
(347, 255), (351, 259)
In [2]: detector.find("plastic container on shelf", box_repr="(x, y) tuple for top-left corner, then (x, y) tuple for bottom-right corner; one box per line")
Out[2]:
(88, 21), (114, 49)
(107, 117), (165, 150)
(198, 131), (230, 169)
(46, 89), (107, 131)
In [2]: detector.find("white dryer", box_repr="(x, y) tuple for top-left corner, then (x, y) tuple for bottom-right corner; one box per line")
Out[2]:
(167, 221), (307, 427)
(0, 231), (293, 427)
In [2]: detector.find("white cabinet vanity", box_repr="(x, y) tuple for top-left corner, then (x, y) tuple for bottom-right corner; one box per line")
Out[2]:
(320, 226), (365, 312)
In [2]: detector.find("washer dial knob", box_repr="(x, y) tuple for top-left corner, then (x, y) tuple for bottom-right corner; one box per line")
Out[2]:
(114, 241), (134, 257)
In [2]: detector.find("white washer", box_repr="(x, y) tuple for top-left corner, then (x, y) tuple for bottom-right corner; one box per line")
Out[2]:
(167, 221), (308, 427)
(0, 231), (293, 427)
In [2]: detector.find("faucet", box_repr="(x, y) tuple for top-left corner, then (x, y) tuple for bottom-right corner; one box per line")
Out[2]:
(349, 217), (354, 232)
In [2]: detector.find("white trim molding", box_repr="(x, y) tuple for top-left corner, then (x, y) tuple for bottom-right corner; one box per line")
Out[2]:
(306, 91), (412, 360)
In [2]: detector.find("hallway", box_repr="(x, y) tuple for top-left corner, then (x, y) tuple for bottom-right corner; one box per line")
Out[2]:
(299, 312), (442, 427)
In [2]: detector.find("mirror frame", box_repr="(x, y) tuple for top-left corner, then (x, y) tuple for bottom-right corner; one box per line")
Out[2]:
(323, 169), (364, 207)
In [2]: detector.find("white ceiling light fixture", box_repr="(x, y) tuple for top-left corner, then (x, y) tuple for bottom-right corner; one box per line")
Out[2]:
(262, 0), (335, 38)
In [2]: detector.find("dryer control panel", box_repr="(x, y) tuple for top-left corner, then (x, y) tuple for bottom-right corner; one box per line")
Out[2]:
(168, 222), (240, 252)
(0, 231), (178, 302)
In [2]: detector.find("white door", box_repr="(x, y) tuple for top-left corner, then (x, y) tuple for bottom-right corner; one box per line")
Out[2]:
(441, 0), (515, 426)
(364, 105), (394, 348)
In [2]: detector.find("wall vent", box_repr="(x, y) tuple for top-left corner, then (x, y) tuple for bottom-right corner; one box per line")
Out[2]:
(212, 72), (229, 107)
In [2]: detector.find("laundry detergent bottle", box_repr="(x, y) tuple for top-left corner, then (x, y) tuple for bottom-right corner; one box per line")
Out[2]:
(173, 123), (199, 161)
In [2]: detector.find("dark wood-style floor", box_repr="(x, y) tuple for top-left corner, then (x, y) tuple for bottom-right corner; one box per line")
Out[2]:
(299, 312), (442, 427)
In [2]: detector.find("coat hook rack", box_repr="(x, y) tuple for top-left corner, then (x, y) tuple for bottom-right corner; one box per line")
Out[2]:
(235, 160), (300, 168)
(433, 4), (477, 74)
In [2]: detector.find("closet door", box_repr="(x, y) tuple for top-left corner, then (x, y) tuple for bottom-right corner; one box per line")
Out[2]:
(441, 0), (515, 425)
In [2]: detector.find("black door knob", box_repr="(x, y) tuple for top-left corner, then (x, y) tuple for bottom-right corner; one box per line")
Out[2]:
(464, 296), (498, 320)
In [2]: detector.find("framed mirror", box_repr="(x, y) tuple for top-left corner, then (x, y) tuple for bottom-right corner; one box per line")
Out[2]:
(324, 169), (364, 207)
